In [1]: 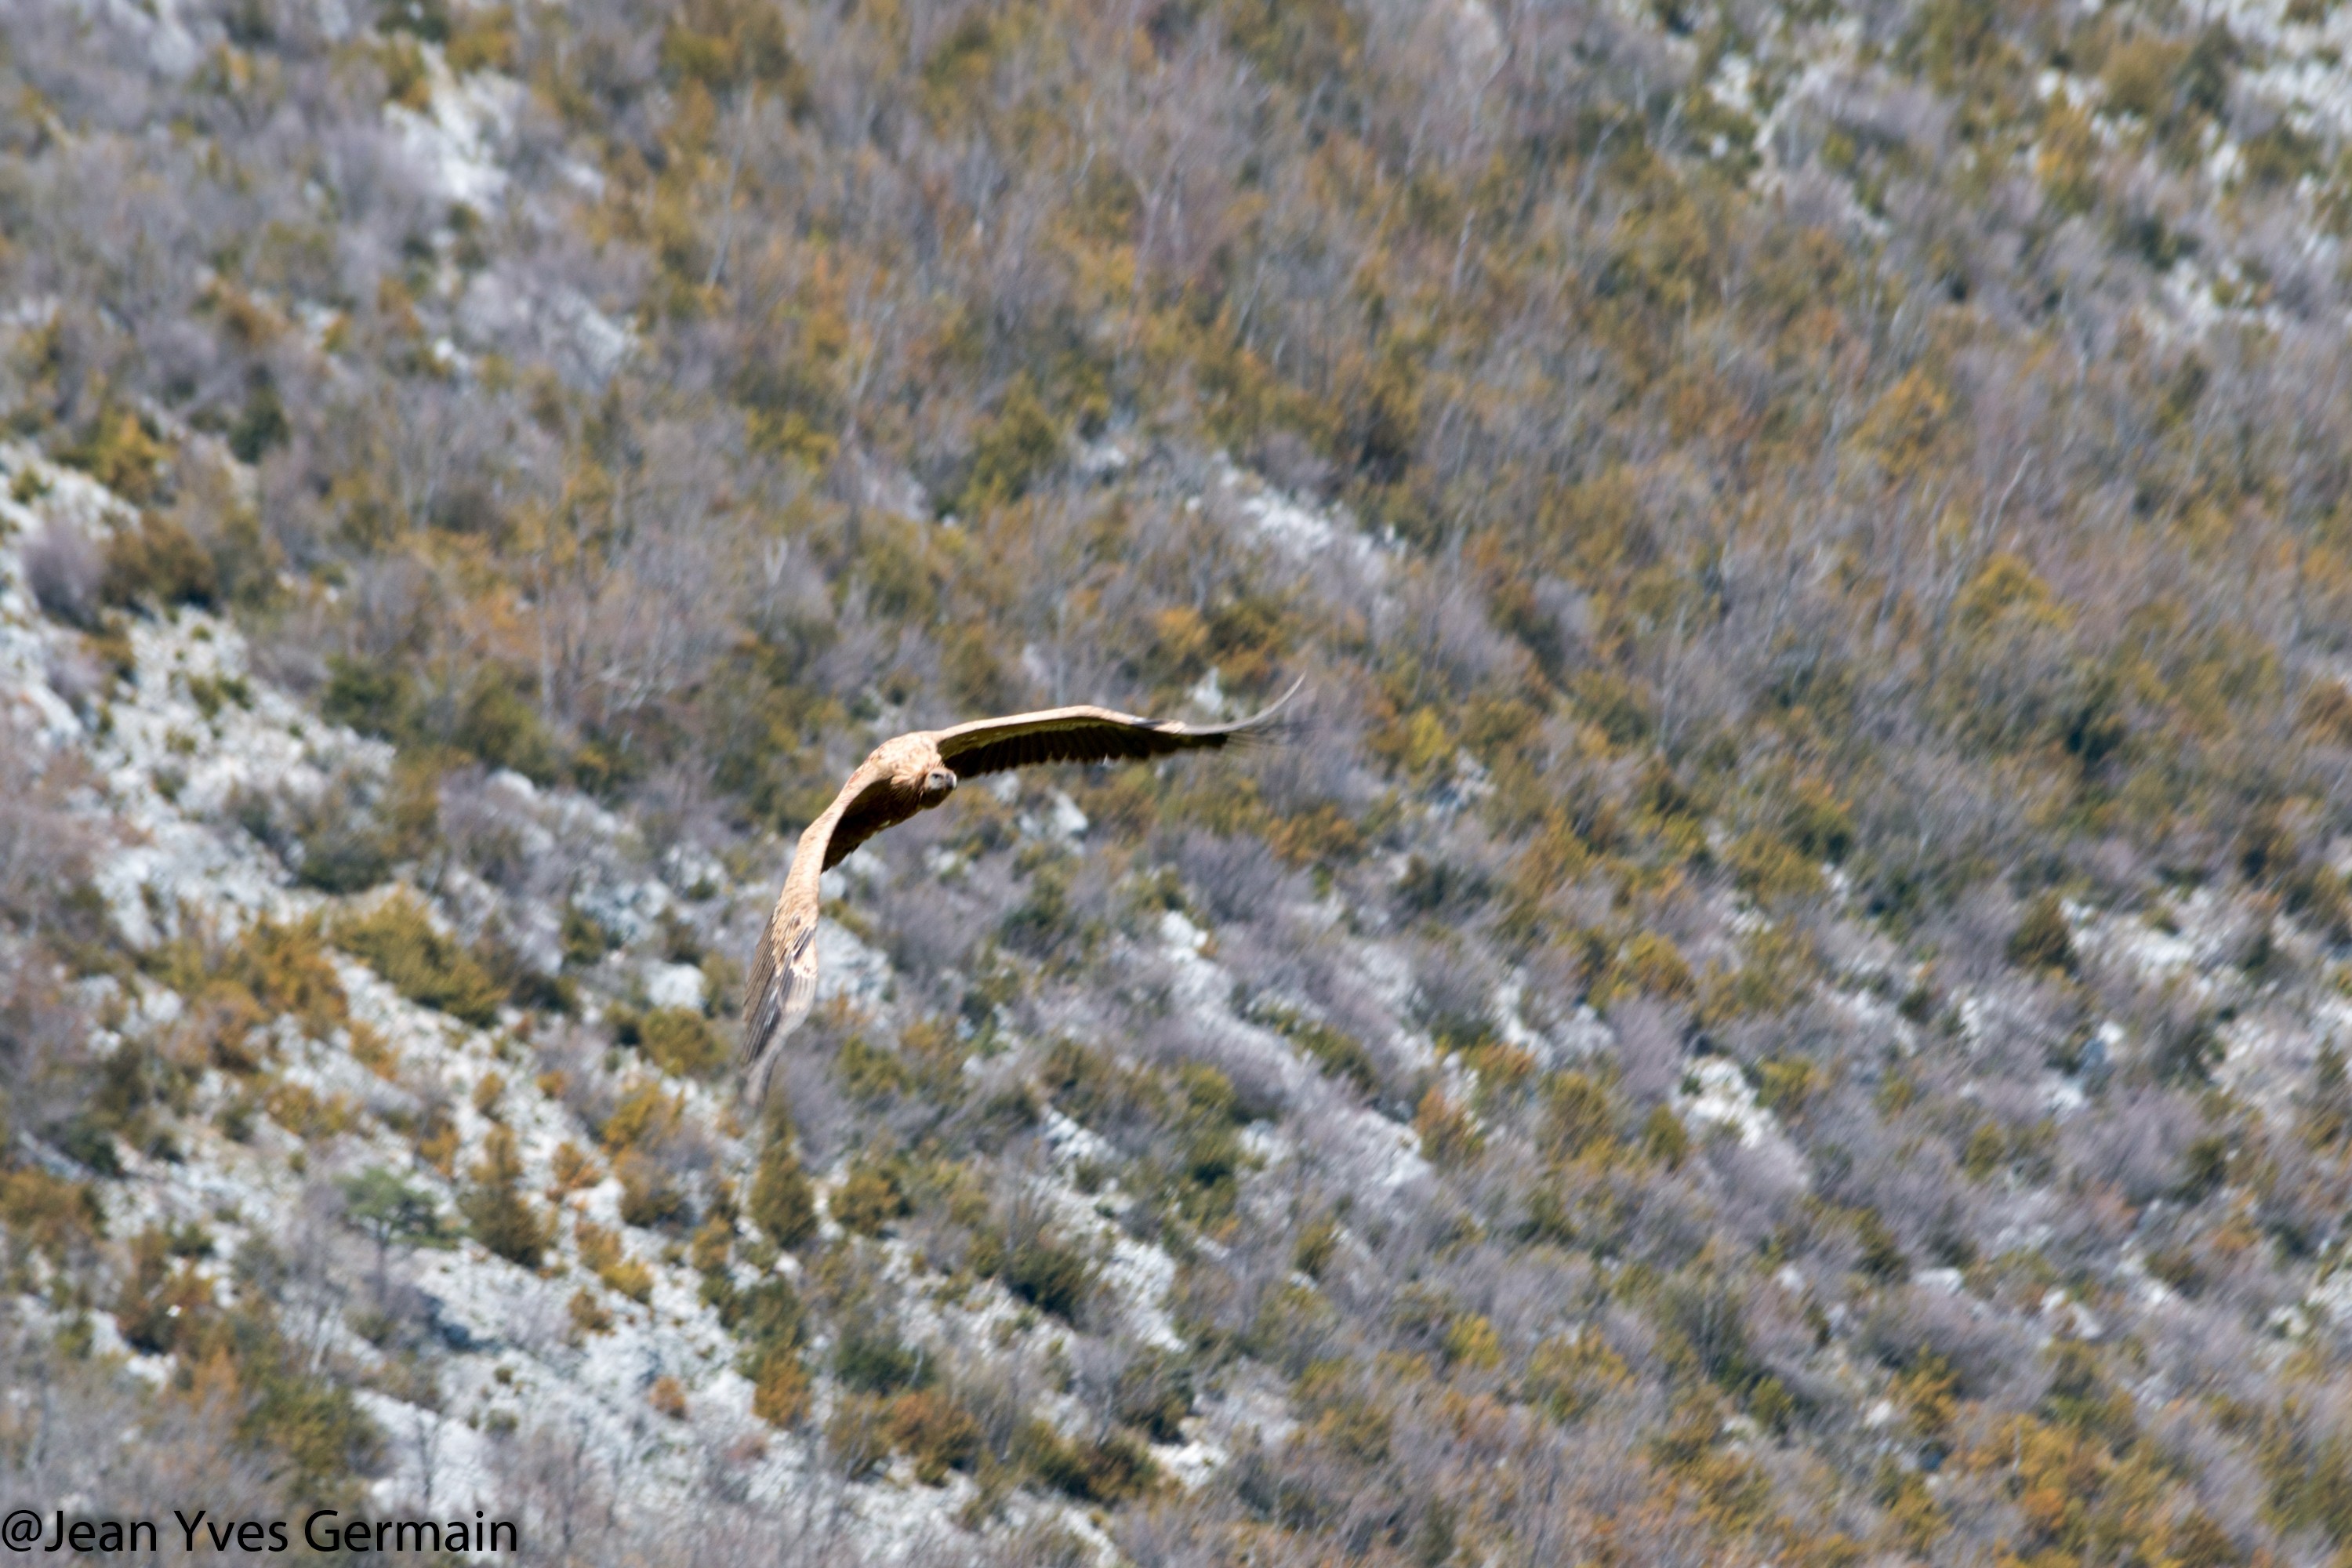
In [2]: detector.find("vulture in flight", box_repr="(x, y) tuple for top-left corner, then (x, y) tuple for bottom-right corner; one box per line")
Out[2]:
(739, 681), (1301, 1110)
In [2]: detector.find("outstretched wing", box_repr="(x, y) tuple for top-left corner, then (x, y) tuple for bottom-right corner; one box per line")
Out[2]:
(740, 769), (898, 1109)
(933, 677), (1303, 779)
(826, 773), (917, 869)
(739, 889), (819, 1112)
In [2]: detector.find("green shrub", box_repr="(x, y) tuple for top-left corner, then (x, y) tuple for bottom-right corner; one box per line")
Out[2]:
(750, 1347), (811, 1427)
(886, 1388), (982, 1484)
(296, 809), (391, 894)
(951, 377), (1060, 514)
(322, 655), (411, 741)
(1018, 1421), (1159, 1503)
(1003, 1236), (1094, 1319)
(561, 903), (612, 967)
(461, 1126), (548, 1268)
(597, 1077), (681, 1154)
(615, 1150), (691, 1229)
(0, 1167), (103, 1263)
(1853, 1208), (1907, 1282)
(1726, 829), (1824, 904)
(1640, 1105), (1690, 1168)
(227, 375), (288, 462)
(2008, 893), (2077, 975)
(724, 1276), (811, 1428)
(970, 1229), (1094, 1322)
(222, 916), (348, 1034)
(339, 1167), (442, 1255)
(453, 668), (556, 781)
(1782, 779), (1855, 862)
(1112, 1350), (1194, 1442)
(1253, 1003), (1379, 1096)
(830, 1160), (909, 1237)
(102, 511), (215, 610)
(723, 1277), (805, 1360)
(641, 1007), (727, 1078)
(333, 891), (504, 1025)
(748, 1142), (818, 1248)
(833, 1320), (931, 1395)
(1542, 1071), (1618, 1161)
(204, 1247), (386, 1492)
(58, 402), (170, 503)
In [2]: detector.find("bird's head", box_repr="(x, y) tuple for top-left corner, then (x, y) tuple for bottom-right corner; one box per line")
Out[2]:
(877, 735), (960, 808)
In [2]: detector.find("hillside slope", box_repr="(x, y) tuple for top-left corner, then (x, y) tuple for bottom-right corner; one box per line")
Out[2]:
(12, 0), (2352, 1565)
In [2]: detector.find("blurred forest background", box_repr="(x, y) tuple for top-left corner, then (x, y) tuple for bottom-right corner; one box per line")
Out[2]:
(12, 0), (2352, 1562)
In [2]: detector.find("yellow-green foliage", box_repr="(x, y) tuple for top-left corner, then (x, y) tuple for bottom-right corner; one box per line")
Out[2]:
(443, 3), (516, 73)
(833, 1033), (911, 1104)
(1640, 1105), (1690, 1168)
(1292, 1214), (1342, 1279)
(1751, 1058), (1820, 1120)
(884, 1388), (983, 1486)
(461, 1125), (547, 1268)
(750, 1348), (810, 1426)
(1726, 829), (1824, 905)
(748, 1141), (818, 1248)
(829, 1160), (908, 1238)
(20, 0), (2352, 1552)
(1251, 1002), (1379, 1096)
(1523, 1331), (1635, 1424)
(114, 1223), (381, 1490)
(114, 1224), (213, 1355)
(333, 892), (503, 1026)
(724, 1272), (811, 1428)
(2008, 893), (2077, 975)
(0, 1166), (103, 1264)
(689, 1211), (733, 1276)
(263, 1080), (357, 1141)
(1017, 1418), (1160, 1504)
(101, 512), (214, 611)
(640, 1006), (726, 1078)
(228, 921), (353, 1029)
(1443, 1313), (1504, 1372)
(61, 403), (172, 506)
(1295, 1359), (1395, 1466)
(575, 1218), (654, 1302)
(599, 1077), (681, 1154)
(548, 1140), (603, 1195)
(147, 916), (347, 1070)
(374, 34), (430, 110)
(968, 1227), (1095, 1322)
(567, 1287), (613, 1338)
(1414, 1087), (1482, 1167)
(1592, 932), (1695, 1009)
(397, 1099), (453, 1174)
(1541, 1071), (1620, 1163)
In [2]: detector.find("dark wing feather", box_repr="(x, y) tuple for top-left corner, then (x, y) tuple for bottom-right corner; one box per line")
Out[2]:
(935, 679), (1302, 780)
(826, 774), (919, 868)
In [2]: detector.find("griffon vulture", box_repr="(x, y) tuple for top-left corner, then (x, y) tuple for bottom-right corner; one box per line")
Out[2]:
(739, 681), (1301, 1109)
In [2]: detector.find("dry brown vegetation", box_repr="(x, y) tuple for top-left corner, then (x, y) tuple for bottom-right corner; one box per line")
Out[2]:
(12, 0), (2352, 1562)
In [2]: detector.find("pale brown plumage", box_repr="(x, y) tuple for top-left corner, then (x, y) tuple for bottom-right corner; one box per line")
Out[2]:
(738, 681), (1302, 1110)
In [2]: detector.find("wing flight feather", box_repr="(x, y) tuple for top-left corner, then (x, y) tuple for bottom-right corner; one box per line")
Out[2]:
(935, 679), (1301, 780)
